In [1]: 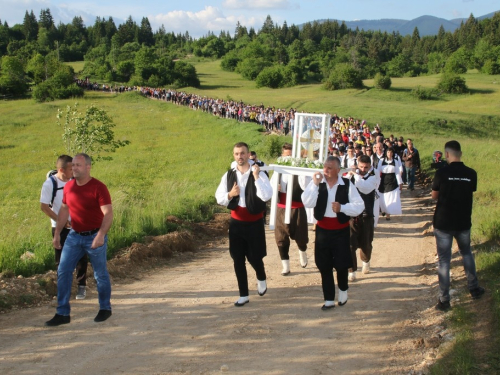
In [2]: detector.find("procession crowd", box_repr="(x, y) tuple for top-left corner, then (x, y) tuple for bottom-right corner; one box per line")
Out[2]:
(41, 82), (484, 325)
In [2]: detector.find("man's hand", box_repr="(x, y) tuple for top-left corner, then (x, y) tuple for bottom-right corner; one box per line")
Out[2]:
(312, 172), (323, 186)
(332, 202), (341, 213)
(91, 233), (105, 249)
(53, 233), (62, 250)
(228, 182), (240, 199)
(252, 164), (260, 180)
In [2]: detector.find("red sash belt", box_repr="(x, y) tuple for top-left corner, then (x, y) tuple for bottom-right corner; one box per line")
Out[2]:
(277, 192), (304, 209)
(317, 217), (349, 230)
(231, 206), (264, 222)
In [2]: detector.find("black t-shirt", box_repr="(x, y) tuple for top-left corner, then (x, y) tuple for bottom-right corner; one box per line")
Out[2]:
(432, 162), (477, 231)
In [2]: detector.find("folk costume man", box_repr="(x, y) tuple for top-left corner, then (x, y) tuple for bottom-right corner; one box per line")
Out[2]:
(345, 155), (378, 281)
(216, 142), (273, 307)
(271, 143), (309, 276)
(45, 153), (113, 326)
(302, 156), (364, 310)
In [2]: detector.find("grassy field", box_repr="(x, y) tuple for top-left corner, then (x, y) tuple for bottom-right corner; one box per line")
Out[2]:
(64, 61), (85, 73)
(1, 58), (499, 372)
(1, 59), (499, 275)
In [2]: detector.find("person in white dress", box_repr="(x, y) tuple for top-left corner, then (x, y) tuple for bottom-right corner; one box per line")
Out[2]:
(377, 148), (403, 220)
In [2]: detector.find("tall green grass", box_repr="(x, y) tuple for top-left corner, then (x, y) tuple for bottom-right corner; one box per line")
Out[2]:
(1, 61), (500, 275)
(0, 91), (273, 275)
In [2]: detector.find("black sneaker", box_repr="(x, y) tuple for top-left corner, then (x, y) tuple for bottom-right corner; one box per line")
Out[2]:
(45, 314), (70, 326)
(470, 286), (485, 299)
(94, 309), (112, 322)
(435, 299), (451, 311)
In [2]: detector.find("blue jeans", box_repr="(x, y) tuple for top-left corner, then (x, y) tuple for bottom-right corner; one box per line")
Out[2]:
(57, 230), (112, 315)
(434, 228), (479, 303)
(406, 166), (416, 189)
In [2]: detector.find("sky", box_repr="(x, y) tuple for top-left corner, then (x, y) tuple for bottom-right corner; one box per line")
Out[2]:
(1, 0), (499, 37)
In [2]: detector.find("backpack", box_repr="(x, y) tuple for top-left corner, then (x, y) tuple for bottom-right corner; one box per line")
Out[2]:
(46, 170), (63, 208)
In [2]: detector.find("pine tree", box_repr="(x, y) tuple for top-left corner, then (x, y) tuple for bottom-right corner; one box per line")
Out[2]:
(23, 10), (38, 41)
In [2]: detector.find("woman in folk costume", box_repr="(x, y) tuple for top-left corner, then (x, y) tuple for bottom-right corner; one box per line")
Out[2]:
(377, 147), (403, 220)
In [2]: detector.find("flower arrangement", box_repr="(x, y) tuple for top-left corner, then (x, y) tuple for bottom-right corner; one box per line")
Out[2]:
(275, 156), (324, 169)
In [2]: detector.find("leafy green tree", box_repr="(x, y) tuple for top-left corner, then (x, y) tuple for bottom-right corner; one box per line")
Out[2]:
(116, 60), (135, 81)
(324, 63), (363, 90)
(173, 61), (200, 87)
(236, 57), (270, 80)
(32, 64), (84, 102)
(56, 103), (130, 161)
(426, 52), (446, 74)
(134, 46), (155, 81)
(220, 51), (240, 72)
(387, 53), (412, 77)
(256, 65), (284, 88)
(0, 56), (28, 96)
(202, 38), (225, 58)
(445, 47), (471, 73)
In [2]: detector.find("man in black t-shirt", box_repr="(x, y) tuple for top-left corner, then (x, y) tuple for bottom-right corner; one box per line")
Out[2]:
(431, 140), (484, 311)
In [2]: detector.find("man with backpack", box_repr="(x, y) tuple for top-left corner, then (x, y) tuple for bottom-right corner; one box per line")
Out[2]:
(40, 155), (88, 300)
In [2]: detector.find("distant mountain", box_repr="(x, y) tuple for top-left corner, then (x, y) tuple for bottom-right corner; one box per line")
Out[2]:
(307, 11), (499, 36)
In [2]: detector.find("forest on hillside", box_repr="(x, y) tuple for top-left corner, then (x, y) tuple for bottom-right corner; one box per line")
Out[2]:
(0, 9), (499, 98)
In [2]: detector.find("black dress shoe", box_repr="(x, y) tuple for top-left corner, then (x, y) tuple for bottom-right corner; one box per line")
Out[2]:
(470, 286), (485, 299)
(281, 270), (290, 276)
(94, 309), (112, 322)
(234, 299), (249, 307)
(45, 314), (70, 326)
(321, 304), (335, 311)
(258, 288), (267, 296)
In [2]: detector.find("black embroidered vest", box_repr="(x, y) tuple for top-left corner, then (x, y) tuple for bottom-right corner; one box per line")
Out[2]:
(226, 169), (266, 215)
(358, 170), (376, 217)
(314, 177), (350, 223)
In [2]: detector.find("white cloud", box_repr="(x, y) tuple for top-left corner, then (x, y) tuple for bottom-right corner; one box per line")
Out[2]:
(149, 6), (262, 37)
(222, 0), (299, 10)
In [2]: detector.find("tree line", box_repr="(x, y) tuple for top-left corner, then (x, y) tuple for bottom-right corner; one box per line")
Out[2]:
(1, 9), (499, 99)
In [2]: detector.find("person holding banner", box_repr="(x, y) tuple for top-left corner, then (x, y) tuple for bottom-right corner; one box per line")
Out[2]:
(271, 143), (310, 276)
(302, 156), (364, 310)
(215, 142), (273, 307)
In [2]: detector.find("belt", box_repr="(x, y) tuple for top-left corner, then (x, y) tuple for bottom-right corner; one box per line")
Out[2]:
(74, 228), (99, 236)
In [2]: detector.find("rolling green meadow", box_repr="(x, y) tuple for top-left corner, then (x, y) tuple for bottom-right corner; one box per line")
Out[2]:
(1, 59), (500, 278)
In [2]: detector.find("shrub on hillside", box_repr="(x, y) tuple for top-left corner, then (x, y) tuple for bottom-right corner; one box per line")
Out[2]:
(324, 63), (363, 90)
(374, 73), (392, 89)
(220, 52), (240, 72)
(236, 57), (270, 81)
(411, 86), (438, 100)
(32, 65), (84, 102)
(256, 66), (284, 88)
(482, 59), (500, 75)
(437, 73), (468, 94)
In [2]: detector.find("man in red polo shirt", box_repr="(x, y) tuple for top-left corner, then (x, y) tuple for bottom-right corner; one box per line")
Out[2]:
(45, 153), (113, 326)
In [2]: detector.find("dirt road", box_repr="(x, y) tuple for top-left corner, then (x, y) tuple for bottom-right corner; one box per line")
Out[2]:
(0, 189), (442, 375)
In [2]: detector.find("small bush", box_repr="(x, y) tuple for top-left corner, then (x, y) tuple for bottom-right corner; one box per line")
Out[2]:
(482, 60), (500, 75)
(411, 86), (438, 100)
(374, 73), (392, 89)
(437, 73), (468, 94)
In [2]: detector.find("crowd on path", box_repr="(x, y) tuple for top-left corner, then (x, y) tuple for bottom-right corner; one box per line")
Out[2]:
(40, 81), (485, 325)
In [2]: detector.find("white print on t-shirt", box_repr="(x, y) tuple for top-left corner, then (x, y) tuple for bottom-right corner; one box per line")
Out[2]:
(448, 177), (471, 182)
